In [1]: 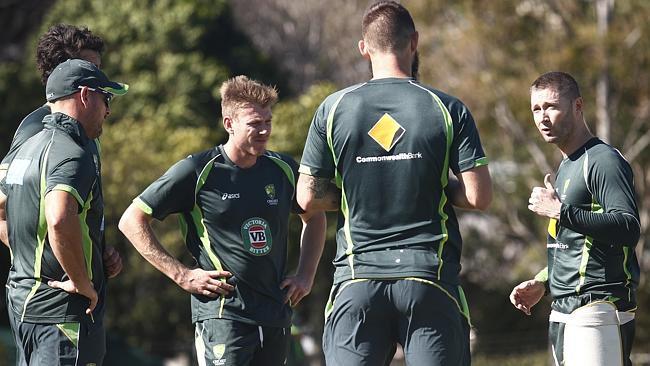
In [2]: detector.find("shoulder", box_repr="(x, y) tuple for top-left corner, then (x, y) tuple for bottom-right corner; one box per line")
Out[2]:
(10, 105), (50, 147)
(583, 140), (634, 186)
(420, 84), (471, 113)
(263, 150), (298, 182)
(587, 140), (631, 169)
(18, 105), (50, 133)
(187, 147), (222, 166)
(319, 83), (367, 110)
(174, 147), (222, 175)
(263, 150), (297, 165)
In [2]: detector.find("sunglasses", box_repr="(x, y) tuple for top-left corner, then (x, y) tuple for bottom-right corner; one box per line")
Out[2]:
(78, 86), (113, 108)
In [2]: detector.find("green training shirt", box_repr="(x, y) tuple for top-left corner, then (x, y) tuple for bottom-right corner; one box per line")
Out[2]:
(2, 112), (106, 324)
(546, 138), (640, 308)
(300, 77), (488, 285)
(135, 145), (302, 327)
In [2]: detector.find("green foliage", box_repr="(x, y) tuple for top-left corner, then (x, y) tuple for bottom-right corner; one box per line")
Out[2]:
(270, 82), (337, 159)
(42, 0), (231, 129)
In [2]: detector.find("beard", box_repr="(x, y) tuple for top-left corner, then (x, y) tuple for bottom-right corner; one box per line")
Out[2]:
(367, 50), (419, 80)
(411, 51), (419, 80)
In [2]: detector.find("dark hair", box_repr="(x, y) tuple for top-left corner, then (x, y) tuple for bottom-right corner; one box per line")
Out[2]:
(362, 1), (416, 52)
(36, 24), (104, 84)
(530, 71), (581, 101)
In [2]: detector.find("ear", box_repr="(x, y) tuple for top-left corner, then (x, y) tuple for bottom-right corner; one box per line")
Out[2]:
(223, 116), (234, 134)
(574, 96), (584, 115)
(410, 31), (419, 53)
(79, 86), (91, 108)
(358, 40), (370, 60)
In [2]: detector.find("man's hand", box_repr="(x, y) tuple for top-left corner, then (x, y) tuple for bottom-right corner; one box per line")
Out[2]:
(509, 279), (545, 316)
(177, 268), (234, 298)
(280, 274), (313, 307)
(48, 278), (98, 316)
(103, 245), (123, 279)
(528, 174), (561, 219)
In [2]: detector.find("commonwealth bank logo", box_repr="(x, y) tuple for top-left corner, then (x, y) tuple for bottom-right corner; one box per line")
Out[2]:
(368, 113), (405, 152)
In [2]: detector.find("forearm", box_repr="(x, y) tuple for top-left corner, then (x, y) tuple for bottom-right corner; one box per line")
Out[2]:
(119, 205), (189, 284)
(447, 166), (492, 211)
(0, 220), (8, 247)
(560, 204), (640, 246)
(0, 191), (7, 246)
(296, 211), (326, 282)
(48, 216), (91, 284)
(45, 191), (92, 285)
(534, 267), (550, 295)
(446, 176), (471, 209)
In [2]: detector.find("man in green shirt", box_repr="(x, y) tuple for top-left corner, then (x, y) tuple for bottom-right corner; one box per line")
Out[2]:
(119, 75), (326, 366)
(510, 71), (640, 366)
(0, 59), (128, 365)
(297, 2), (492, 365)
(0, 23), (123, 284)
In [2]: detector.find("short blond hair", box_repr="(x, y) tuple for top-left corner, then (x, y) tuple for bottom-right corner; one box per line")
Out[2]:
(220, 75), (278, 118)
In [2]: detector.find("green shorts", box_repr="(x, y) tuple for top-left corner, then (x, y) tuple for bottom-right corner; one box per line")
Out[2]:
(194, 318), (290, 366)
(549, 294), (635, 366)
(9, 309), (105, 366)
(323, 278), (471, 366)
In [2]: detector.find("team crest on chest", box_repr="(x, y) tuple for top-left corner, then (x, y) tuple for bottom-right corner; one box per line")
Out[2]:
(241, 217), (273, 256)
(265, 184), (278, 205)
(213, 343), (226, 365)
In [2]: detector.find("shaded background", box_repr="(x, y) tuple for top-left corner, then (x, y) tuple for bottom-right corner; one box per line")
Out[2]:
(1, 0), (648, 365)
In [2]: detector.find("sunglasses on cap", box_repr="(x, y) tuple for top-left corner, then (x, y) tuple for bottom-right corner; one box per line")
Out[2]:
(78, 86), (113, 107)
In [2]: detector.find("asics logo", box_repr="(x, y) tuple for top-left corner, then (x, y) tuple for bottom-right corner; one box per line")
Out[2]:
(222, 193), (240, 200)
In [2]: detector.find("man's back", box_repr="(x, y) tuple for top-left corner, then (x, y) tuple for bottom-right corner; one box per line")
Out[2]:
(300, 77), (487, 284)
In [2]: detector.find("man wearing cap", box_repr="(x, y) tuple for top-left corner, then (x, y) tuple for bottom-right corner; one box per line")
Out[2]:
(0, 23), (123, 285)
(0, 58), (127, 365)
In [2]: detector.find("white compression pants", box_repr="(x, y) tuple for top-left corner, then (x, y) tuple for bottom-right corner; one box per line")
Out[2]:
(549, 301), (634, 366)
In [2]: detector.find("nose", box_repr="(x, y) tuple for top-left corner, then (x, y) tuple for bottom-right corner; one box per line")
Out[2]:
(105, 105), (111, 118)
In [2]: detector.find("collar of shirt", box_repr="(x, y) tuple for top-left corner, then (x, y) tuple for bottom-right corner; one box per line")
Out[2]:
(43, 112), (91, 146)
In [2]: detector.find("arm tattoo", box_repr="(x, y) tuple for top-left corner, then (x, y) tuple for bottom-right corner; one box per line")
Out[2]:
(307, 176), (330, 199)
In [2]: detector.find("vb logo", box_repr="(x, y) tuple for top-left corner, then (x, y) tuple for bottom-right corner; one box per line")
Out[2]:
(241, 218), (272, 256)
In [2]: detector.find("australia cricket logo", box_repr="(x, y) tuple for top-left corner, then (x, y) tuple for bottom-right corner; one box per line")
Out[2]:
(265, 184), (278, 205)
(241, 217), (273, 256)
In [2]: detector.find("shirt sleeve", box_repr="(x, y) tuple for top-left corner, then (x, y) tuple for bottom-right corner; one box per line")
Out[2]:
(135, 157), (198, 221)
(448, 100), (488, 174)
(299, 102), (336, 179)
(45, 147), (96, 209)
(560, 151), (640, 247)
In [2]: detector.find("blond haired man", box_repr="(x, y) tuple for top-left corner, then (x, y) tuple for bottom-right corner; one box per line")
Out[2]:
(119, 76), (326, 365)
